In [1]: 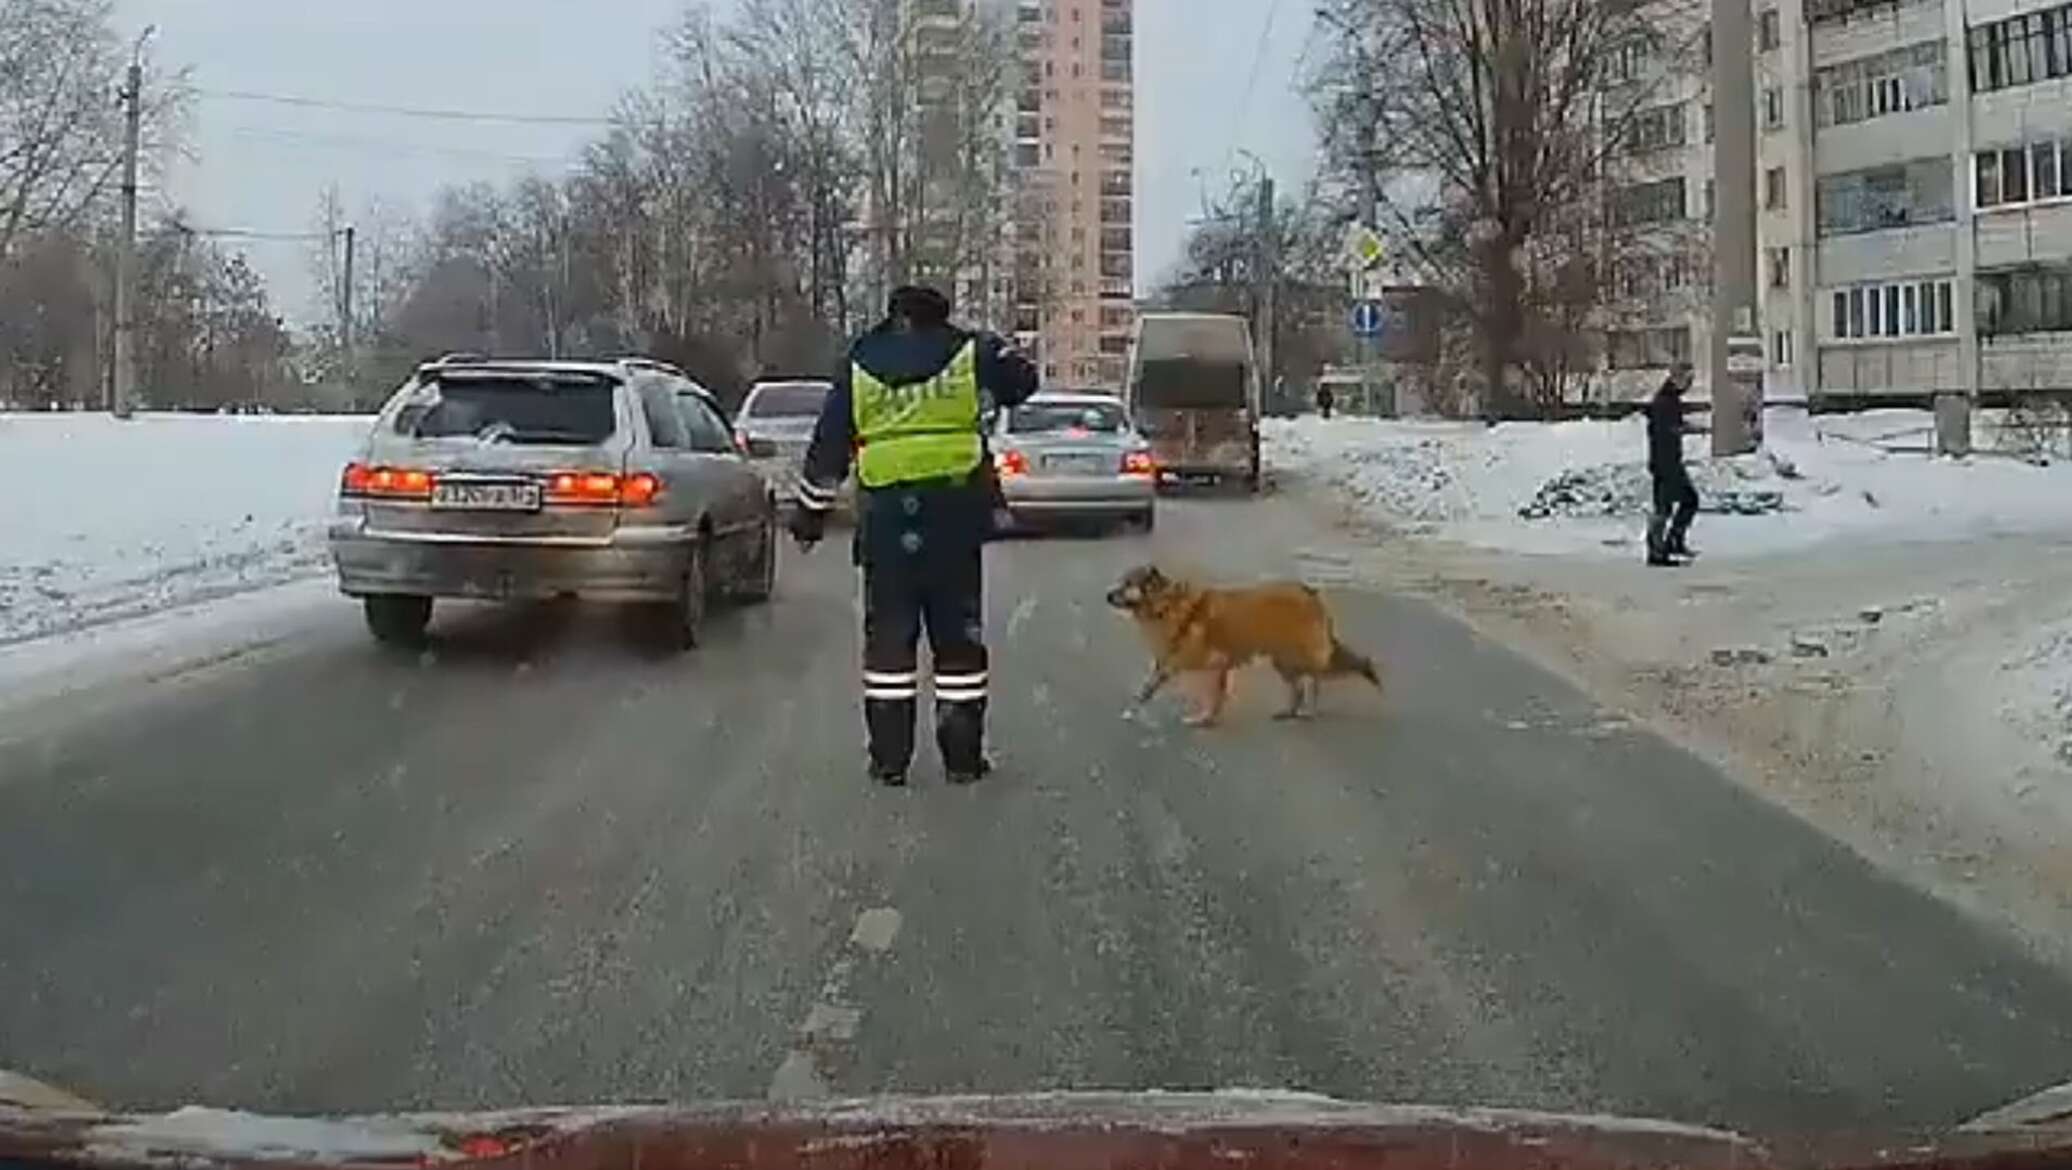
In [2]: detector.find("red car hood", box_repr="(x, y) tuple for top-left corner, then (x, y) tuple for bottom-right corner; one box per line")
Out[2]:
(3, 1085), (2071, 1170)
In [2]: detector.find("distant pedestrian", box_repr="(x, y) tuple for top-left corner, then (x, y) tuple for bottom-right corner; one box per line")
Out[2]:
(1646, 362), (1698, 567)
(1315, 383), (1336, 420)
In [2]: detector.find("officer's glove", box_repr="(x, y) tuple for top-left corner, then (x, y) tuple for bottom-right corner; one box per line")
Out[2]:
(788, 505), (827, 551)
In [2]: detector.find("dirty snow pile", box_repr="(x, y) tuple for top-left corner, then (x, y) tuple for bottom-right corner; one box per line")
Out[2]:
(1995, 620), (2072, 770)
(1266, 408), (2072, 557)
(1, 412), (369, 645)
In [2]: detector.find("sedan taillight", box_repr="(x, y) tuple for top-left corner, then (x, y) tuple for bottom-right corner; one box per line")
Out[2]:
(995, 449), (1030, 477)
(1122, 450), (1156, 477)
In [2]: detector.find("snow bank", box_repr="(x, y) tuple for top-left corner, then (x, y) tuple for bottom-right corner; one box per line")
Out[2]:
(1266, 408), (2072, 558)
(0, 413), (369, 644)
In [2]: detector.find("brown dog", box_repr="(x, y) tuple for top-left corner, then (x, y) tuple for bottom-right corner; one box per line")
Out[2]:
(1104, 564), (1383, 726)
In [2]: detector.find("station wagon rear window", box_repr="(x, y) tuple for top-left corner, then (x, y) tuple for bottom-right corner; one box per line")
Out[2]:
(747, 383), (830, 417)
(394, 377), (617, 444)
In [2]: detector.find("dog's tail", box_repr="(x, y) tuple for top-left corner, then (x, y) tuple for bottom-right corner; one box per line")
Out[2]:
(1330, 640), (1383, 691)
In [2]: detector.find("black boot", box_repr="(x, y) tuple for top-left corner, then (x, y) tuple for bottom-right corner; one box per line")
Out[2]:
(946, 757), (993, 786)
(1645, 514), (1677, 567)
(869, 763), (909, 787)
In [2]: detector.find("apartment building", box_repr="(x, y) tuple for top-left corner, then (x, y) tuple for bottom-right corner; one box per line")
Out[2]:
(1599, 18), (1721, 400)
(1765, 0), (2072, 400)
(1010, 0), (1136, 389)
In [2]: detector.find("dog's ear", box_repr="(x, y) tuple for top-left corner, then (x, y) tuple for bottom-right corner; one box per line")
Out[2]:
(1141, 564), (1166, 588)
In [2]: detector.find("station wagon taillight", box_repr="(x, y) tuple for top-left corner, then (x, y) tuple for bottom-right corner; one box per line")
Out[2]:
(544, 470), (662, 507)
(340, 462), (433, 500)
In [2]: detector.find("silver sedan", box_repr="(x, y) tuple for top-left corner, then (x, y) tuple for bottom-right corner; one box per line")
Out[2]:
(990, 392), (1157, 532)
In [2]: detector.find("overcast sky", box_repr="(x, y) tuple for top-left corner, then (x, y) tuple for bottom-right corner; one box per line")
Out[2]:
(118, 0), (1317, 324)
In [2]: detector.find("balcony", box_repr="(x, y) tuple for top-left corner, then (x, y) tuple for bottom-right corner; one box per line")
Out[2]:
(1100, 171), (1132, 197)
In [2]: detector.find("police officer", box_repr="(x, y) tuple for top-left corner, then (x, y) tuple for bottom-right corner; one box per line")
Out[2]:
(789, 285), (1039, 786)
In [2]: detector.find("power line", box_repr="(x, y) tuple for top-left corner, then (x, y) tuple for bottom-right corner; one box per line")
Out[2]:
(1226, 0), (1288, 168)
(194, 87), (614, 127)
(224, 125), (575, 166)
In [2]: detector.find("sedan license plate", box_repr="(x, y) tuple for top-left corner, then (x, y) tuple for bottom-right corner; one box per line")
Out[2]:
(431, 480), (542, 512)
(1046, 453), (1113, 476)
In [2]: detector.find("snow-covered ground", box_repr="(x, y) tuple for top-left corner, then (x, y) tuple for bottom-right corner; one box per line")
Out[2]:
(1266, 407), (2072, 557)
(0, 413), (369, 645)
(1268, 407), (2072, 967)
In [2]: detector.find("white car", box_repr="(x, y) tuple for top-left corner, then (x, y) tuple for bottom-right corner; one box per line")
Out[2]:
(990, 392), (1157, 532)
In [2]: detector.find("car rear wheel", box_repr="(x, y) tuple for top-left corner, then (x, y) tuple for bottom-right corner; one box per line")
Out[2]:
(364, 595), (432, 647)
(737, 516), (776, 604)
(640, 541), (707, 651)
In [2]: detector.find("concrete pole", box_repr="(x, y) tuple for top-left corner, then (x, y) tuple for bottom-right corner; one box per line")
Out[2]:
(341, 225), (356, 362)
(1710, 0), (1758, 454)
(1256, 174), (1277, 402)
(111, 56), (143, 419)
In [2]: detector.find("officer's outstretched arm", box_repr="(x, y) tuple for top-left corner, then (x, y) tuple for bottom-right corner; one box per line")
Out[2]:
(975, 332), (1040, 410)
(791, 375), (855, 547)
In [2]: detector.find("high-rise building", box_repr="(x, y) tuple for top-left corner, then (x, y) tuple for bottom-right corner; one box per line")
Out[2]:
(1010, 0), (1136, 389)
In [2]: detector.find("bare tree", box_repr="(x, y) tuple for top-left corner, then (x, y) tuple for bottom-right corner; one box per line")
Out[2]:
(1310, 0), (1698, 416)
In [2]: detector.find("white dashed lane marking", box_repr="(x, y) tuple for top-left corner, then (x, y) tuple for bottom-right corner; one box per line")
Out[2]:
(767, 906), (903, 1101)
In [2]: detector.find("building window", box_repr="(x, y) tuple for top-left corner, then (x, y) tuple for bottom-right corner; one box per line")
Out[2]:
(1814, 41), (1946, 128)
(1758, 8), (1781, 49)
(1968, 5), (2072, 94)
(1978, 266), (2072, 334)
(1767, 246), (1790, 288)
(1100, 115), (1131, 138)
(1975, 137), (2072, 208)
(1764, 167), (1788, 210)
(1831, 277), (1955, 338)
(1773, 328), (1793, 367)
(1625, 102), (1687, 153)
(1605, 39), (1649, 84)
(1761, 85), (1785, 130)
(1101, 88), (1130, 109)
(1815, 159), (1955, 235)
(1099, 335), (1130, 355)
(1610, 176), (1686, 226)
(1016, 142), (1039, 167)
(1099, 305), (1132, 329)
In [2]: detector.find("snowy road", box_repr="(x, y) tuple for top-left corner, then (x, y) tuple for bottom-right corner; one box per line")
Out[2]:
(3, 497), (2072, 1136)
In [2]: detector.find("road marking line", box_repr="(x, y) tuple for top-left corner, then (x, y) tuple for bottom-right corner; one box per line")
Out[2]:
(850, 906), (902, 953)
(1007, 595), (1039, 638)
(766, 905), (902, 1102)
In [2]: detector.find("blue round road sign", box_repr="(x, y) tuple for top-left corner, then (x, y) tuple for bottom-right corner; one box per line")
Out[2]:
(1350, 300), (1387, 338)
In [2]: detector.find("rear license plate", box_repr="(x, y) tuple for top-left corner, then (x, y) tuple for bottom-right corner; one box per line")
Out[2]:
(431, 480), (542, 511)
(1046, 454), (1112, 475)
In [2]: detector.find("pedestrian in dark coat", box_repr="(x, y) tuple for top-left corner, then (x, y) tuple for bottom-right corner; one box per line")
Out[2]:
(1645, 362), (1698, 566)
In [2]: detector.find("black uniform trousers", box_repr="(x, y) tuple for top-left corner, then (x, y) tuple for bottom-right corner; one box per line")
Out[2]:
(856, 482), (990, 774)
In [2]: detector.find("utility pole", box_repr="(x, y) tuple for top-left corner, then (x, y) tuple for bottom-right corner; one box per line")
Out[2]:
(340, 224), (356, 365)
(112, 28), (152, 419)
(1709, 0), (1758, 454)
(1255, 173), (1277, 405)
